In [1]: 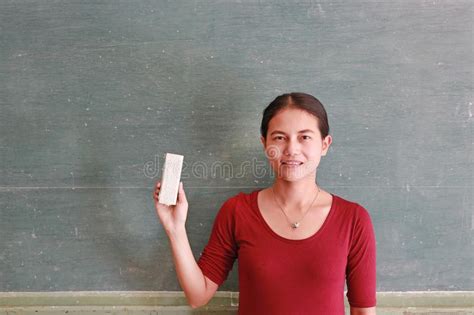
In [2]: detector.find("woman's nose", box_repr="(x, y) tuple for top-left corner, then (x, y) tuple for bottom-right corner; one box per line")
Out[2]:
(283, 139), (301, 156)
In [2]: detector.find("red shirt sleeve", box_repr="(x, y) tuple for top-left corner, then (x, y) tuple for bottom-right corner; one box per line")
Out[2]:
(197, 196), (238, 286)
(345, 204), (377, 307)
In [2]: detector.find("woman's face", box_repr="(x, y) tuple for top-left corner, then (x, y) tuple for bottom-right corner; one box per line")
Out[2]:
(260, 107), (332, 182)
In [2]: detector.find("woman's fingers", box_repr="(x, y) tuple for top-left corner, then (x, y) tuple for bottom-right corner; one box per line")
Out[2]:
(154, 181), (186, 208)
(153, 181), (161, 202)
(177, 182), (187, 203)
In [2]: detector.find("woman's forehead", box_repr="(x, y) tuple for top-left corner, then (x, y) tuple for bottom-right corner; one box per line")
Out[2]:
(268, 108), (319, 132)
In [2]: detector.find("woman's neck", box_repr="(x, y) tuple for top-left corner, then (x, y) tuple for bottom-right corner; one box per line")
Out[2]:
(271, 176), (320, 212)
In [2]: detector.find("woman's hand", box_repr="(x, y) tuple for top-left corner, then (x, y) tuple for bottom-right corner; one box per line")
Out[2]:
(153, 181), (189, 235)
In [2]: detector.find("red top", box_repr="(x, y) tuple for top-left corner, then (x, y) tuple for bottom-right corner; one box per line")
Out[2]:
(197, 189), (376, 314)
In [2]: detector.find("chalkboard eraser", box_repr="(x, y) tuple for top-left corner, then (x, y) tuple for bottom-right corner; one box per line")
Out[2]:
(158, 153), (184, 206)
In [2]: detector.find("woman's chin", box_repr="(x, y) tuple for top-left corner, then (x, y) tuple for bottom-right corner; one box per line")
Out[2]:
(274, 168), (317, 181)
(275, 172), (312, 181)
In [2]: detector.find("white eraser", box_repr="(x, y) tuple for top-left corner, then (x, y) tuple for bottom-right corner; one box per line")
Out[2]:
(158, 153), (184, 206)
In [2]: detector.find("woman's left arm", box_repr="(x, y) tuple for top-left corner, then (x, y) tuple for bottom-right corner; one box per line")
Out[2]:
(346, 205), (377, 313)
(350, 306), (376, 315)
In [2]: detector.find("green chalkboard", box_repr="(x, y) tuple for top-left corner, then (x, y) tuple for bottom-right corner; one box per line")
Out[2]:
(0, 0), (472, 292)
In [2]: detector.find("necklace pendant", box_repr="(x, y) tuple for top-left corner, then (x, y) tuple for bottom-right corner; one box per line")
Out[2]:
(291, 222), (300, 229)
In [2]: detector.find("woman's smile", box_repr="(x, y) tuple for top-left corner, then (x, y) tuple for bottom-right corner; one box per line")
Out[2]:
(281, 160), (304, 168)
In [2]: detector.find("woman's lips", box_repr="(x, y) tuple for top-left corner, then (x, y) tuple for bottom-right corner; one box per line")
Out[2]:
(281, 161), (303, 166)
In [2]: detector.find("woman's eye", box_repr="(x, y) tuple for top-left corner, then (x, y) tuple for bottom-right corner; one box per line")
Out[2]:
(273, 136), (284, 140)
(302, 135), (311, 140)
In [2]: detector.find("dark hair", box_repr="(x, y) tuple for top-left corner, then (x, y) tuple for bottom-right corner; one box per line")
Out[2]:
(260, 92), (330, 140)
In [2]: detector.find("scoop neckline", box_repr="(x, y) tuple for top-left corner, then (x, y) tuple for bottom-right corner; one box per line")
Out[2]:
(253, 188), (337, 244)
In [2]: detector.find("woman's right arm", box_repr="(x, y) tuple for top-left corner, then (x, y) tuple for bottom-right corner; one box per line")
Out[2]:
(167, 226), (219, 308)
(153, 181), (218, 308)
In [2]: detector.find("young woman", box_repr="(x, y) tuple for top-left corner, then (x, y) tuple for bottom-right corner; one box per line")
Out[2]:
(153, 92), (377, 315)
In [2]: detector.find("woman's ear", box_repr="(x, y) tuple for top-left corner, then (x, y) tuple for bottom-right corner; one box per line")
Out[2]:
(321, 135), (332, 156)
(260, 136), (266, 147)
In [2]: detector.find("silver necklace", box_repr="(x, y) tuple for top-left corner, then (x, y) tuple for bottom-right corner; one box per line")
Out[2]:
(271, 185), (321, 229)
